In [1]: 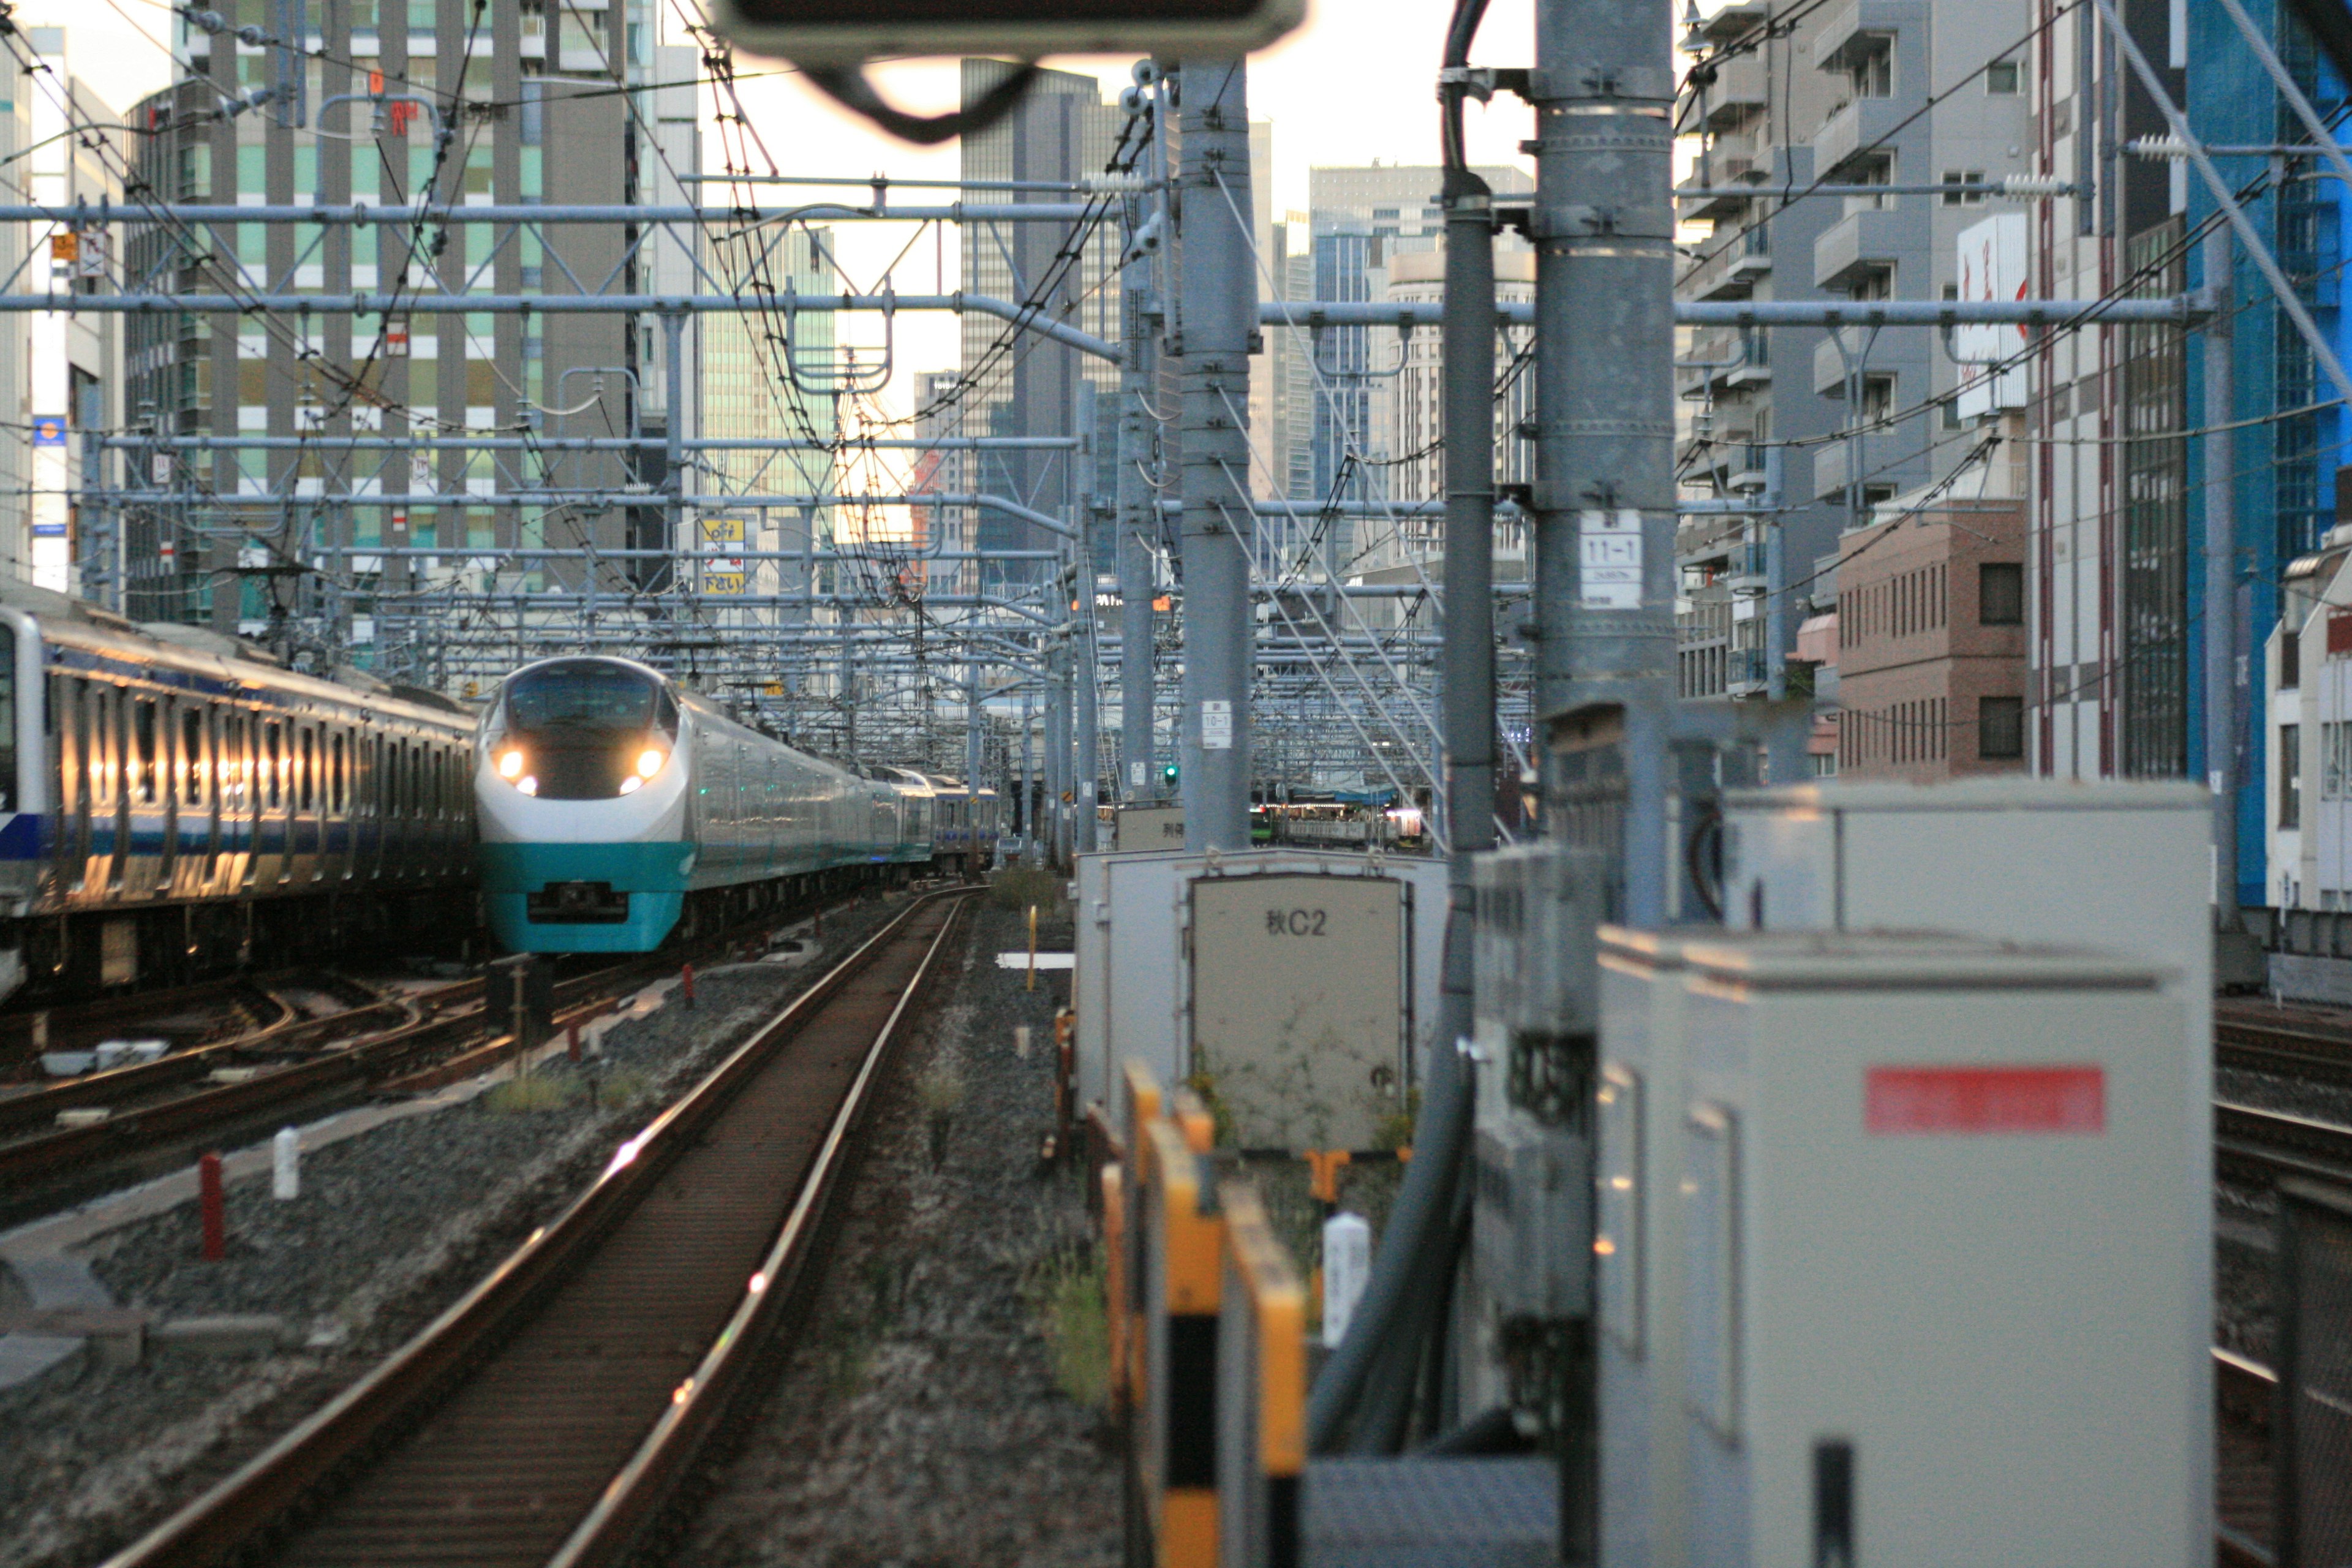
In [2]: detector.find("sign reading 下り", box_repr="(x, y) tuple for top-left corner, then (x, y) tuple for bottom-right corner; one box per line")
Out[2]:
(1200, 699), (1234, 751)
(1580, 508), (1643, 609)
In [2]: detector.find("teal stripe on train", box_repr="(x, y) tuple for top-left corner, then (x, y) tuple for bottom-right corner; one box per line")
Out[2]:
(480, 840), (694, 953)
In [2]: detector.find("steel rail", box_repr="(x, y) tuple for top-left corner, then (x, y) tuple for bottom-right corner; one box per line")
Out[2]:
(2214, 1099), (2352, 1185)
(94, 887), (968, 1568)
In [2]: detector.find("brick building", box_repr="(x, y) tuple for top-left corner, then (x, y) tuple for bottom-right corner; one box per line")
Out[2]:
(1834, 499), (2028, 779)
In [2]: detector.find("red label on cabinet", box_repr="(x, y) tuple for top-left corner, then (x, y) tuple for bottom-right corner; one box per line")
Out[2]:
(1865, 1066), (2105, 1135)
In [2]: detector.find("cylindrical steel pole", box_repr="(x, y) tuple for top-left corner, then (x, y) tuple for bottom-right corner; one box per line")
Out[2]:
(1175, 56), (1258, 851)
(1439, 170), (1501, 1046)
(1117, 159), (1162, 809)
(2204, 229), (2239, 916)
(1534, 0), (1678, 927)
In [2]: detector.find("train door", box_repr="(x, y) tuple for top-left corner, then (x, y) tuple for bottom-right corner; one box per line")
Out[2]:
(58, 676), (86, 895)
(178, 701), (216, 891)
(293, 723), (320, 879)
(388, 738), (409, 876)
(259, 718), (287, 886)
(330, 729), (350, 881)
(100, 684), (126, 894)
(228, 710), (256, 888)
(129, 694), (160, 897)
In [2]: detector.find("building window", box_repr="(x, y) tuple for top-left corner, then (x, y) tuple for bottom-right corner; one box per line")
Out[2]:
(1980, 696), (2025, 760)
(2325, 721), (2346, 800)
(1848, 40), (1893, 99)
(2283, 723), (2304, 828)
(1980, 562), (2024, 625)
(2282, 628), (2302, 690)
(1986, 57), (2021, 93)
(1940, 168), (1986, 206)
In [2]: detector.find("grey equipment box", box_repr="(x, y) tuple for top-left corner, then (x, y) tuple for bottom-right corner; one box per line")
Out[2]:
(1073, 850), (1447, 1142)
(1594, 928), (1845, 1568)
(1676, 933), (2199, 1567)
(1179, 853), (1446, 1150)
(1719, 776), (2214, 1539)
(1113, 804), (1187, 853)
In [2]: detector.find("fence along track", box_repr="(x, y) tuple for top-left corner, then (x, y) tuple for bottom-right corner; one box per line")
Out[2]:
(99, 888), (970, 1568)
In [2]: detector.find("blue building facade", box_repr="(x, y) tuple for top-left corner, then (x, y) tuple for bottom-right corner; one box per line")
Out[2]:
(2184, 0), (2350, 908)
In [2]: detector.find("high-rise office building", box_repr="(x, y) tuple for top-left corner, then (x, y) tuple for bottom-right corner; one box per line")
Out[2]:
(122, 1), (698, 680)
(959, 61), (1125, 589)
(1298, 162), (1531, 581)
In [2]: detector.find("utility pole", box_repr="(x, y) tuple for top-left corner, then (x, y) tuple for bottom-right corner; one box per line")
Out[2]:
(1174, 56), (1258, 851)
(2204, 229), (2239, 918)
(964, 654), (982, 791)
(1117, 226), (1159, 802)
(1436, 163), (1499, 1051)
(1532, 0), (1674, 1559)
(1076, 382), (1103, 852)
(1534, 0), (1677, 928)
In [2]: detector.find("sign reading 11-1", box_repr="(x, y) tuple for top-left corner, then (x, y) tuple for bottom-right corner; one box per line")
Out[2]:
(1579, 508), (1643, 610)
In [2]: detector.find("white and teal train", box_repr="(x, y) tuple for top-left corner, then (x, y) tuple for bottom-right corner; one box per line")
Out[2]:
(475, 657), (983, 954)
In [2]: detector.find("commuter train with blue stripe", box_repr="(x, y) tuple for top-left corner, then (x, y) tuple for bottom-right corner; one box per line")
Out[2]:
(475, 657), (977, 954)
(0, 585), (477, 1001)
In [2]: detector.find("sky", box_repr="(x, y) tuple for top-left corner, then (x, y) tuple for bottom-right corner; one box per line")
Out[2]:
(32, 0), (1550, 412)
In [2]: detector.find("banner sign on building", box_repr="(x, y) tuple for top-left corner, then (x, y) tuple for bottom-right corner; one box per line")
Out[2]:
(31, 417), (65, 447)
(1954, 213), (2030, 420)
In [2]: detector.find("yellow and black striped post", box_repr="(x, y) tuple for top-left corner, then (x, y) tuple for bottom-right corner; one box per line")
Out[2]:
(1216, 1180), (1305, 1568)
(1142, 1114), (1224, 1566)
(1120, 1060), (1166, 1568)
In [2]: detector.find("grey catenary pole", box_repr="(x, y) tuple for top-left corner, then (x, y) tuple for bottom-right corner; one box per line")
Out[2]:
(1536, 0), (1678, 930)
(1174, 55), (1259, 851)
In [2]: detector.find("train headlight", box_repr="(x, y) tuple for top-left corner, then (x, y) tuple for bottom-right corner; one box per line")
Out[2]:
(618, 775), (643, 796)
(636, 748), (666, 779)
(517, 775), (538, 797)
(497, 748), (526, 780)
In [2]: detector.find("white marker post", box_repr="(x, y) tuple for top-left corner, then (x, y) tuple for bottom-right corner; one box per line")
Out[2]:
(271, 1126), (300, 1200)
(1322, 1211), (1371, 1345)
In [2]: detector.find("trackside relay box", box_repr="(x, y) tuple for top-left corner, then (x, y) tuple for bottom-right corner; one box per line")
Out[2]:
(1594, 927), (1844, 1568)
(1670, 933), (2198, 1567)
(1717, 775), (2214, 1548)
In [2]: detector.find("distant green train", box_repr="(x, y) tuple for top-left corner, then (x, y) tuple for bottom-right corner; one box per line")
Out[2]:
(473, 657), (985, 953)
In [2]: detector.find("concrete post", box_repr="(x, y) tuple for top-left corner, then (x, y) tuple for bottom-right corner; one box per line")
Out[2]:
(663, 311), (687, 592)
(1074, 379), (1102, 853)
(2204, 230), (2239, 917)
(1175, 56), (1258, 851)
(1118, 274), (1159, 801)
(1534, 0), (1678, 929)
(1437, 169), (1501, 1062)
(965, 655), (982, 791)
(1020, 688), (1036, 864)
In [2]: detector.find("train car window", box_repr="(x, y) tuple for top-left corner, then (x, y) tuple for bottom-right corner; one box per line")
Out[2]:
(299, 729), (315, 811)
(134, 699), (157, 804)
(182, 707), (205, 808)
(264, 722), (283, 809)
(331, 733), (346, 812)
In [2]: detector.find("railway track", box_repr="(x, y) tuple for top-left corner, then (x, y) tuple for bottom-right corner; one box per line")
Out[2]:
(96, 886), (967, 1568)
(2213, 1099), (2352, 1187)
(0, 884), (921, 1222)
(2215, 1001), (2352, 1088)
(2215, 1348), (2276, 1567)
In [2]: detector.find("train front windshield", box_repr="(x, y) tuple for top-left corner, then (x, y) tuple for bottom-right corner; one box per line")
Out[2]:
(489, 662), (680, 800)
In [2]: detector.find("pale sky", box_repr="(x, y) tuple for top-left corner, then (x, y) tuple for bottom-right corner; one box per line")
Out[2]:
(37, 0), (1548, 411)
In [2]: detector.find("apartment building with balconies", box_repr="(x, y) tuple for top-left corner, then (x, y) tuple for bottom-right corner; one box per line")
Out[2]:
(1675, 0), (2034, 710)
